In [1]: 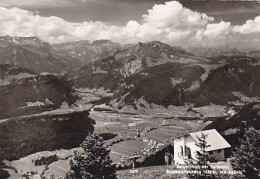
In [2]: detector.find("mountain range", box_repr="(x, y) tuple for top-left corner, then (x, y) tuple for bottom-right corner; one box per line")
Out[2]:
(0, 36), (259, 113)
(0, 36), (260, 167)
(64, 41), (260, 110)
(0, 36), (121, 73)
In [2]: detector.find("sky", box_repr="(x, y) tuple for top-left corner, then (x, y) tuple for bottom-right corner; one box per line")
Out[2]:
(0, 0), (260, 49)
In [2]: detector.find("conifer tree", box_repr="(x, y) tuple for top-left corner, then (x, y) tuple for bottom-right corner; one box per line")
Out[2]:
(69, 133), (116, 179)
(231, 127), (260, 179)
(187, 132), (218, 179)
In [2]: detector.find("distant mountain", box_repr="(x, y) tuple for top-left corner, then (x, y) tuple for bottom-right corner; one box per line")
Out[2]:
(63, 41), (202, 90)
(0, 64), (76, 119)
(195, 56), (260, 106)
(114, 56), (260, 108)
(52, 39), (121, 66)
(64, 42), (260, 110)
(187, 47), (246, 58)
(0, 36), (77, 73)
(247, 50), (260, 59)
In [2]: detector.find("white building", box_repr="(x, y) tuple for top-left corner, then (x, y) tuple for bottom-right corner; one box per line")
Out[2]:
(173, 129), (231, 165)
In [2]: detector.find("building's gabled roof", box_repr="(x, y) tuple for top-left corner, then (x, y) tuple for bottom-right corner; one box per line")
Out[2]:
(189, 129), (231, 151)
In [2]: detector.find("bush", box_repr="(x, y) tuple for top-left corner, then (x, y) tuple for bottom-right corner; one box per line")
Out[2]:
(34, 155), (58, 166)
(0, 168), (10, 179)
(99, 133), (117, 140)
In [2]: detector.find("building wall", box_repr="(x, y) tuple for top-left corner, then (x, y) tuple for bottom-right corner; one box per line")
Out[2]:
(185, 136), (199, 162)
(173, 136), (186, 165)
(173, 136), (199, 165)
(207, 149), (225, 161)
(173, 136), (226, 165)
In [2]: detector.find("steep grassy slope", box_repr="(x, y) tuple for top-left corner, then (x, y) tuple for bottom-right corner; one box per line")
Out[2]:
(64, 56), (124, 91)
(0, 111), (95, 161)
(205, 102), (260, 133)
(120, 62), (205, 106)
(0, 64), (76, 119)
(205, 102), (260, 149)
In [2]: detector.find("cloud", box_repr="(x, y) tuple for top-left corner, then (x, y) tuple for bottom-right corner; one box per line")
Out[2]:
(143, 2), (213, 29)
(233, 16), (260, 34)
(0, 1), (259, 49)
(0, 0), (95, 8)
(0, 0), (68, 8)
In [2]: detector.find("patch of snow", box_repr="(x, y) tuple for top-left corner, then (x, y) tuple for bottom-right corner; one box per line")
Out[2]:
(238, 68), (245, 73)
(170, 78), (183, 86)
(200, 67), (211, 81)
(197, 63), (227, 83)
(75, 87), (113, 97)
(228, 100), (245, 106)
(140, 72), (149, 76)
(92, 66), (108, 74)
(227, 109), (236, 117)
(124, 58), (143, 76)
(253, 104), (260, 110)
(40, 72), (58, 76)
(176, 56), (203, 64)
(45, 98), (54, 105)
(192, 105), (228, 118)
(232, 91), (260, 103)
(60, 102), (69, 109)
(0, 73), (37, 86)
(13, 73), (36, 80)
(223, 128), (238, 135)
(0, 80), (11, 86)
(109, 92), (130, 110)
(26, 101), (45, 107)
(187, 81), (200, 91)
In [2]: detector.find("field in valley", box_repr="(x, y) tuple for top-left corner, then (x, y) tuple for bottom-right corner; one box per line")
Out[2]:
(90, 108), (206, 164)
(2, 103), (233, 178)
(3, 107), (209, 178)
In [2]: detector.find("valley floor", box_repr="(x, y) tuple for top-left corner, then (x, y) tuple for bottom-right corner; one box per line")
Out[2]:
(2, 107), (222, 179)
(1, 102), (238, 179)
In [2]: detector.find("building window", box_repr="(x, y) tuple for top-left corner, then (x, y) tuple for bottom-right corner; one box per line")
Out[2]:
(186, 147), (191, 159)
(209, 151), (213, 155)
(217, 149), (222, 153)
(180, 146), (183, 156)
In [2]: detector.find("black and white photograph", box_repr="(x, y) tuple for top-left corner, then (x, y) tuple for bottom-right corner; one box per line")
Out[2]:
(0, 0), (260, 178)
